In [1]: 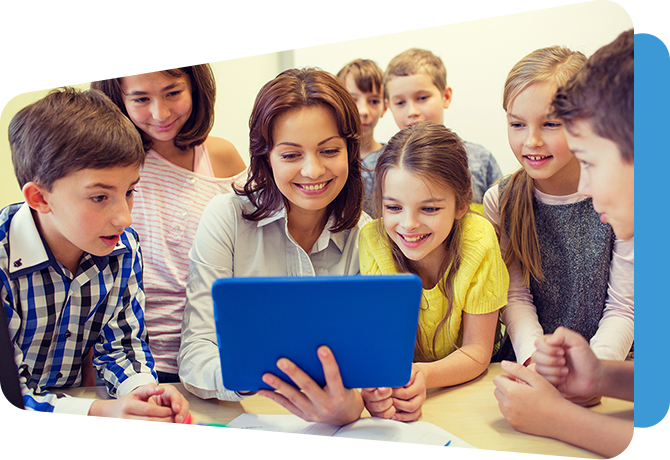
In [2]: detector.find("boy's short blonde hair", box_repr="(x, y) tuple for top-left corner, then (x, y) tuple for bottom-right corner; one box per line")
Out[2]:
(337, 59), (384, 95)
(383, 48), (447, 99)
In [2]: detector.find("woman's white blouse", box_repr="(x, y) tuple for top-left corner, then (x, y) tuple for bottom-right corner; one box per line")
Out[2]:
(177, 192), (371, 400)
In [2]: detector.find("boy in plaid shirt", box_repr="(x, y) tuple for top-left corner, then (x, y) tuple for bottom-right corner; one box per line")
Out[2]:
(2, 87), (189, 421)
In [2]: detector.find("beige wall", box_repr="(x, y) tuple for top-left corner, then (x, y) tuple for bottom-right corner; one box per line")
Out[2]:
(0, 56), (284, 209)
(2, 90), (56, 207)
(208, 51), (290, 163)
(1, 84), (90, 208)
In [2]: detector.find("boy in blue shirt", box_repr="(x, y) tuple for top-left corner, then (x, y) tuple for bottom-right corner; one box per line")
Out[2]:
(2, 87), (190, 421)
(383, 48), (503, 213)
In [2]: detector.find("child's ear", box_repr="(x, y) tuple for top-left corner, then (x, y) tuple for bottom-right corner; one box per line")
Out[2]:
(443, 87), (453, 109)
(22, 182), (52, 214)
(455, 201), (468, 219)
(385, 99), (390, 111)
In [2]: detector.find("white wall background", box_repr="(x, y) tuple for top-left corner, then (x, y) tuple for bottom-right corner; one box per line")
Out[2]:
(290, 1), (632, 175)
(0, 2), (632, 208)
(209, 1), (632, 176)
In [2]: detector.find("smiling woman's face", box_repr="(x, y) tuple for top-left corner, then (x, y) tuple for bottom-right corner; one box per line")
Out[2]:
(268, 105), (349, 220)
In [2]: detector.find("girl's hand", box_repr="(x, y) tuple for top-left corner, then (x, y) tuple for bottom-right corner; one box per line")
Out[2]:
(146, 383), (191, 423)
(565, 394), (602, 407)
(493, 360), (569, 437)
(520, 361), (598, 408)
(258, 346), (364, 426)
(361, 387), (395, 419)
(89, 383), (190, 422)
(389, 363), (427, 422)
(495, 360), (633, 458)
(533, 327), (602, 399)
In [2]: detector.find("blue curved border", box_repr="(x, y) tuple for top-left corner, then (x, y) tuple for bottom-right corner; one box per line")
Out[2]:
(635, 33), (670, 428)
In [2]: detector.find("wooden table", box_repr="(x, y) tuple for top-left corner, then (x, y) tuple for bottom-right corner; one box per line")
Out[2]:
(61, 363), (633, 458)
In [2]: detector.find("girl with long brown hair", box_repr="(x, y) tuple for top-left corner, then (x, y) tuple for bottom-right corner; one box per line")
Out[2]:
(359, 121), (509, 421)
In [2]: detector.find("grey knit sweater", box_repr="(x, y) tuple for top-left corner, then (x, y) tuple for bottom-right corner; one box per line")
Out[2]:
(494, 177), (615, 362)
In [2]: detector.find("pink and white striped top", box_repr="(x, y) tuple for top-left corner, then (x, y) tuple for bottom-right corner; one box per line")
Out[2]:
(131, 145), (247, 374)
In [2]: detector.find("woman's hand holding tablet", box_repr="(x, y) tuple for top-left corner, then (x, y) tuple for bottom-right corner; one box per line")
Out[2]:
(258, 345), (364, 426)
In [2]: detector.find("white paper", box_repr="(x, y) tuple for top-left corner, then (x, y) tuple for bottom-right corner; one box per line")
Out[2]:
(227, 414), (475, 448)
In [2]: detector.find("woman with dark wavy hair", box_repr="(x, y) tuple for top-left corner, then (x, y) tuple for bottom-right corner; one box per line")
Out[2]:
(178, 68), (370, 425)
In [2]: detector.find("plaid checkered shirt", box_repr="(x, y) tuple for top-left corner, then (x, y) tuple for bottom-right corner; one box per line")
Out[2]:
(1, 203), (157, 414)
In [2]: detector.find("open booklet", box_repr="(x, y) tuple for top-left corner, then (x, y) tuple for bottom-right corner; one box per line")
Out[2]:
(227, 413), (475, 448)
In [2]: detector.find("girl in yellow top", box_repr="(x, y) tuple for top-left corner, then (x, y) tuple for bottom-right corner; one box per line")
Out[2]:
(359, 121), (509, 421)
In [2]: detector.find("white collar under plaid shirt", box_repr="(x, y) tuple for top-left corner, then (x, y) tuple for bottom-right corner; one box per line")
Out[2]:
(1, 203), (157, 415)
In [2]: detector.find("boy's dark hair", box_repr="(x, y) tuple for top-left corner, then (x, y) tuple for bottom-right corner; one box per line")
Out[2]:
(383, 48), (447, 100)
(91, 64), (216, 151)
(9, 87), (144, 192)
(240, 67), (363, 233)
(337, 59), (384, 94)
(551, 29), (634, 163)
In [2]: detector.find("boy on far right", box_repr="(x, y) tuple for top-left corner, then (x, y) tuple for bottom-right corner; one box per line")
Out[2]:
(555, 30), (634, 241)
(492, 29), (634, 459)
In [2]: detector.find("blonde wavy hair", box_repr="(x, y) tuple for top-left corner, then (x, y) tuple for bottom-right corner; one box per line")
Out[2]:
(500, 46), (587, 286)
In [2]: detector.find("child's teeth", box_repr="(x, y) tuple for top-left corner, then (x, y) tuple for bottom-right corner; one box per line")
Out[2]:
(404, 235), (425, 242)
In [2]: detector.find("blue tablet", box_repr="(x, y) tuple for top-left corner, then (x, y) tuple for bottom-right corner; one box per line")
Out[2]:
(212, 275), (422, 392)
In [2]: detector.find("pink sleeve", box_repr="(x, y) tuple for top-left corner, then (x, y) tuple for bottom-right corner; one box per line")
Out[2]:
(590, 237), (634, 360)
(483, 185), (541, 364)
